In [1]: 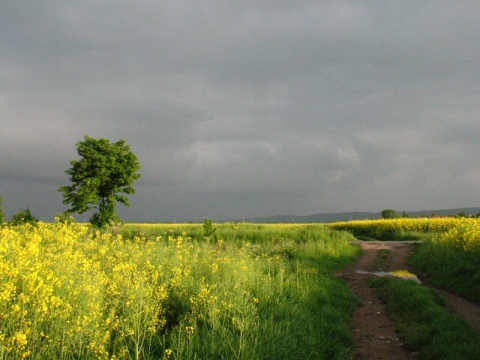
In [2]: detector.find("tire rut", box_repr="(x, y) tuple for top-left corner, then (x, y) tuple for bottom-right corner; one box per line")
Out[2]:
(339, 242), (419, 359)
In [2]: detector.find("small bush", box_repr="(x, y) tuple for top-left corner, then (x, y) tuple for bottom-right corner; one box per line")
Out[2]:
(55, 212), (75, 224)
(9, 208), (39, 226)
(0, 194), (4, 225)
(202, 217), (217, 238)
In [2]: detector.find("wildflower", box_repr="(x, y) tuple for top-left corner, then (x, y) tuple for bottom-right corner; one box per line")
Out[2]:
(12, 331), (28, 349)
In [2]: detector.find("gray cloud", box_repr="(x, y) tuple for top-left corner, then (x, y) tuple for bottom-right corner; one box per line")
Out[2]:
(1, 1), (480, 221)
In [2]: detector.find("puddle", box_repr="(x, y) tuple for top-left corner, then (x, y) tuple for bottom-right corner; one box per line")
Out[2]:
(355, 269), (421, 284)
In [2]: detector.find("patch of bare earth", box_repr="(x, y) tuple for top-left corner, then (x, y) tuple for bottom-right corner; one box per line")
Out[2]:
(338, 241), (480, 360)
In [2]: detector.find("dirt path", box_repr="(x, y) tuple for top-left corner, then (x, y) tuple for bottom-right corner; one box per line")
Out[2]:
(338, 241), (480, 360)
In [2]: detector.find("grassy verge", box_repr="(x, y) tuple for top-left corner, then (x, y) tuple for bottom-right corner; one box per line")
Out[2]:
(408, 222), (480, 304)
(409, 242), (480, 303)
(370, 277), (480, 360)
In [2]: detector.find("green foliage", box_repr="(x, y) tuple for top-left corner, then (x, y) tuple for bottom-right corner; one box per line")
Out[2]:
(371, 277), (480, 359)
(0, 194), (4, 225)
(9, 208), (39, 226)
(89, 200), (121, 228)
(409, 241), (480, 303)
(202, 217), (217, 238)
(59, 135), (141, 227)
(381, 209), (397, 219)
(55, 212), (75, 224)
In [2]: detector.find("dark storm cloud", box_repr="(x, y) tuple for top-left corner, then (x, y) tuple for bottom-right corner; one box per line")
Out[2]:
(1, 1), (480, 221)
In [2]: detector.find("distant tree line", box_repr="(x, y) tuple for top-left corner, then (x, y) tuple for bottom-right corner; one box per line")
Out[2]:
(381, 209), (480, 219)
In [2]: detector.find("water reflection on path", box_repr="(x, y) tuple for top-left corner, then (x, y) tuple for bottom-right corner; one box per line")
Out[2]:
(355, 269), (422, 284)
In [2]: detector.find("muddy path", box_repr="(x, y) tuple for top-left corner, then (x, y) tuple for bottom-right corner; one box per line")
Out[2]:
(338, 241), (480, 360)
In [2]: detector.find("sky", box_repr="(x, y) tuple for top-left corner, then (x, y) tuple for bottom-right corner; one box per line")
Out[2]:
(1, 1), (480, 222)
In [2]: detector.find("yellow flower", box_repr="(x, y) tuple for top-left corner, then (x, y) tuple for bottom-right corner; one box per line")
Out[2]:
(12, 331), (28, 348)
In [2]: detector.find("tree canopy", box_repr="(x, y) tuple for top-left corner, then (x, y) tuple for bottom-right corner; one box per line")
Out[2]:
(59, 135), (141, 227)
(381, 209), (397, 219)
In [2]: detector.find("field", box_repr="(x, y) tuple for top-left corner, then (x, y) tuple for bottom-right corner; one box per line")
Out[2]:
(0, 222), (360, 359)
(329, 217), (467, 241)
(1, 219), (480, 359)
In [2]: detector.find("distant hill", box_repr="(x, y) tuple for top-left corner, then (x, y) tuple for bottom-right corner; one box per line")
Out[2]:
(239, 207), (480, 223)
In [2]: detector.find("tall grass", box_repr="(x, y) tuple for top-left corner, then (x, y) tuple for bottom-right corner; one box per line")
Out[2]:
(0, 222), (360, 359)
(371, 277), (480, 359)
(121, 222), (345, 245)
(409, 220), (480, 303)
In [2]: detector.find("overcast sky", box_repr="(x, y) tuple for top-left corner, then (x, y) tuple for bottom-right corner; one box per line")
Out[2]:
(1, 1), (480, 222)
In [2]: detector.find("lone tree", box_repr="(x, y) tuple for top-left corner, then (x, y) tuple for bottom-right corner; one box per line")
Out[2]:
(381, 209), (397, 219)
(59, 135), (141, 227)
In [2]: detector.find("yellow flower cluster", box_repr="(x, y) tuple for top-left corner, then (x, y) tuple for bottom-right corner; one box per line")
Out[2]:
(0, 223), (172, 359)
(329, 217), (476, 239)
(0, 222), (277, 359)
(433, 220), (480, 252)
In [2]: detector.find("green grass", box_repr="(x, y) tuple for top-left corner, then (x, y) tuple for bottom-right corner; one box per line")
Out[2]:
(352, 230), (425, 241)
(120, 222), (347, 245)
(373, 249), (390, 270)
(135, 223), (363, 359)
(164, 233), (362, 359)
(409, 241), (480, 303)
(370, 277), (480, 360)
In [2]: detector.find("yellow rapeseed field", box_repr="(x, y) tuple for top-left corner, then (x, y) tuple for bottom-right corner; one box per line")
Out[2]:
(0, 223), (165, 358)
(329, 217), (480, 254)
(0, 222), (275, 359)
(329, 217), (478, 240)
(2, 222), (344, 359)
(432, 219), (480, 252)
